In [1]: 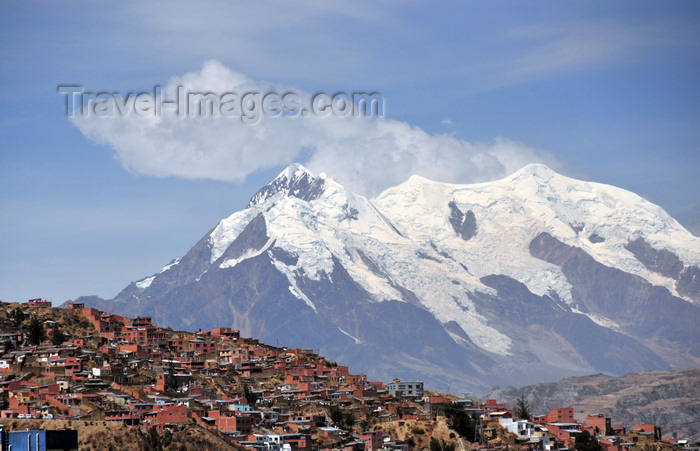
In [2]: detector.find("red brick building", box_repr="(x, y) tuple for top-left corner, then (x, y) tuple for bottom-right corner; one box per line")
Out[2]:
(207, 410), (254, 434)
(211, 327), (240, 339)
(586, 414), (611, 436)
(26, 298), (52, 307)
(360, 430), (385, 451)
(633, 424), (662, 440)
(145, 404), (190, 431)
(543, 407), (574, 424)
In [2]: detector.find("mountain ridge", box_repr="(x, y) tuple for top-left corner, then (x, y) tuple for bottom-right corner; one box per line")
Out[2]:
(75, 163), (700, 394)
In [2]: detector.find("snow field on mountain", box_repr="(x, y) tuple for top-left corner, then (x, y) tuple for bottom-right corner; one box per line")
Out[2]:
(198, 163), (699, 360)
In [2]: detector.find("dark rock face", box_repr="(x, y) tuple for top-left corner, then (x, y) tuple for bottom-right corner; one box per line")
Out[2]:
(625, 237), (684, 278)
(479, 275), (668, 375)
(529, 232), (579, 266)
(588, 233), (605, 243)
(268, 247), (298, 266)
(415, 250), (442, 262)
(677, 265), (700, 301)
(622, 237), (700, 301)
(448, 201), (477, 240)
(218, 213), (269, 262)
(530, 232), (700, 360)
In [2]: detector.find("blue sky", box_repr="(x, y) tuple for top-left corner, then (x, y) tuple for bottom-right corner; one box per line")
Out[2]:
(1, 1), (699, 303)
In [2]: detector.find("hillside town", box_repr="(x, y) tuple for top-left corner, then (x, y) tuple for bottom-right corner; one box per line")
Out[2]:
(0, 299), (693, 451)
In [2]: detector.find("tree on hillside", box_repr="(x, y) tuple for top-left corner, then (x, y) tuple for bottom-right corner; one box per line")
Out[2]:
(443, 403), (478, 440)
(51, 325), (67, 346)
(329, 405), (343, 426)
(27, 318), (46, 345)
(144, 427), (163, 451)
(243, 383), (258, 407)
(164, 359), (179, 393)
(343, 411), (355, 430)
(360, 419), (370, 431)
(9, 307), (26, 327)
(575, 430), (602, 451)
(514, 395), (532, 420)
(430, 438), (456, 451)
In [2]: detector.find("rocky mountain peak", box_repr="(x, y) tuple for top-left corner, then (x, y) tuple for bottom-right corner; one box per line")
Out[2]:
(247, 163), (326, 207)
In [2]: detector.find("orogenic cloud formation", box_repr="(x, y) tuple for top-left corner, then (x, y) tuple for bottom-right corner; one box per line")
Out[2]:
(72, 60), (562, 196)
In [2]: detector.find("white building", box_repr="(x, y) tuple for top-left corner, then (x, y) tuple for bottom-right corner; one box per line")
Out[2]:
(386, 380), (423, 398)
(499, 417), (536, 439)
(254, 434), (292, 451)
(498, 417), (552, 450)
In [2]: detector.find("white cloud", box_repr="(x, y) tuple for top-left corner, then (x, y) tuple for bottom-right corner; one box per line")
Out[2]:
(72, 60), (563, 196)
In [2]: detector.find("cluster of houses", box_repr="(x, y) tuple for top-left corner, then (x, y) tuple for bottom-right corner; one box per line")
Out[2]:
(479, 400), (672, 451)
(0, 299), (681, 451)
(0, 300), (428, 449)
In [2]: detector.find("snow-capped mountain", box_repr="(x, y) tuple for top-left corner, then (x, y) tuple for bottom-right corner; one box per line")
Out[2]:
(79, 164), (700, 393)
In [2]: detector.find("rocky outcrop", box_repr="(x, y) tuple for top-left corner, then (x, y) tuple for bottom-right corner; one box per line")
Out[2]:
(487, 369), (700, 441)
